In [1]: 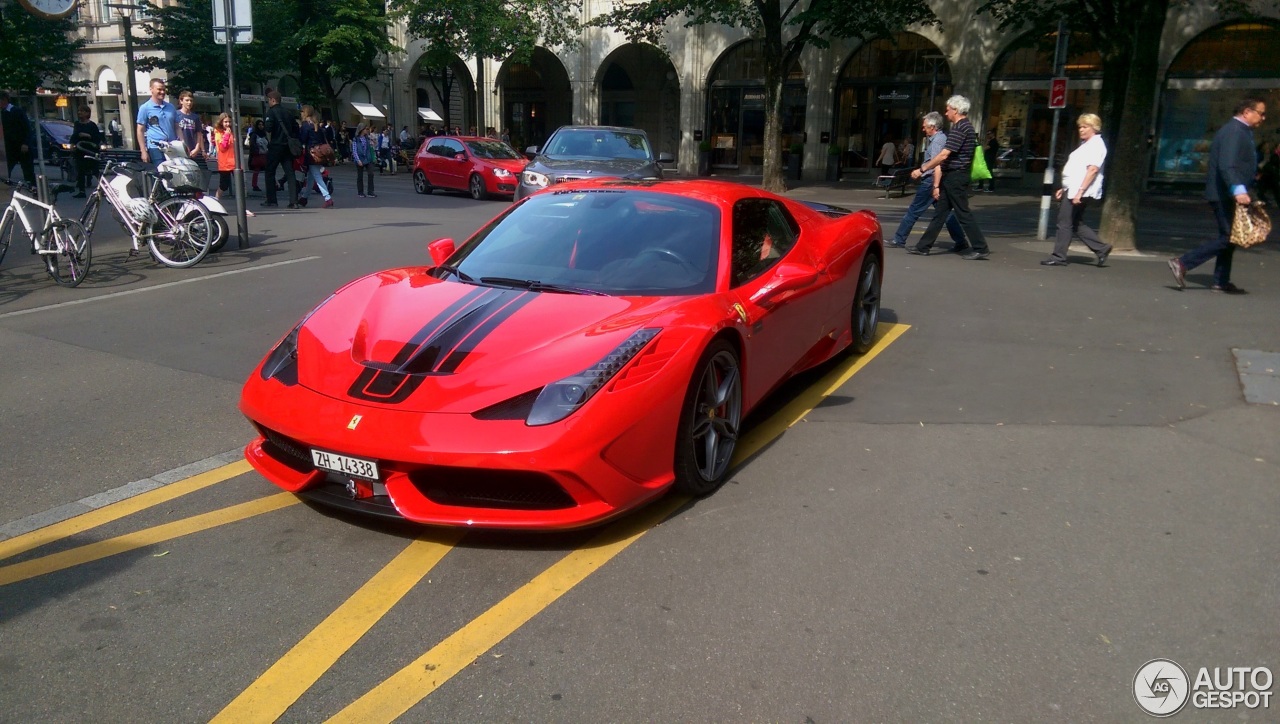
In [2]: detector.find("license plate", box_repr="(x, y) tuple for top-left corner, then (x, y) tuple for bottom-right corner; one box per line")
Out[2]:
(311, 449), (380, 480)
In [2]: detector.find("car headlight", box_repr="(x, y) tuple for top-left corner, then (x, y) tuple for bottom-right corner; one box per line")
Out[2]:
(259, 294), (334, 384)
(492, 167), (513, 178)
(526, 328), (660, 426)
(522, 170), (549, 188)
(61, 143), (73, 150)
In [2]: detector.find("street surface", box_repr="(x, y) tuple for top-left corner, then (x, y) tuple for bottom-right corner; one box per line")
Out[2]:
(1, 166), (1276, 721)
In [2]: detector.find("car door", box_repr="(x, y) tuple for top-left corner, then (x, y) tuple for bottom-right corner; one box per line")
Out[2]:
(438, 138), (469, 190)
(727, 198), (829, 408)
(422, 138), (449, 187)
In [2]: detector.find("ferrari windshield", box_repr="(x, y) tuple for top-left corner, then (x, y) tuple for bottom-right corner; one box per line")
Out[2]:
(543, 129), (652, 161)
(466, 139), (523, 160)
(449, 189), (720, 296)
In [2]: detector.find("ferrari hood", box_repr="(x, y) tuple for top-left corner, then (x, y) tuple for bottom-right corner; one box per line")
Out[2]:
(295, 271), (683, 413)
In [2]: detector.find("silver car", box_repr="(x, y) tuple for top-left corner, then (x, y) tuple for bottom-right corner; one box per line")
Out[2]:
(515, 126), (675, 200)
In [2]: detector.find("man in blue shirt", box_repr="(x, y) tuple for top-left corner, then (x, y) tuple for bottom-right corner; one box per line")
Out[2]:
(135, 78), (177, 171)
(888, 112), (966, 250)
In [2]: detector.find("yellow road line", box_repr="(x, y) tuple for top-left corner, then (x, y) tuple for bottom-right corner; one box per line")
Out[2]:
(324, 323), (909, 722)
(325, 495), (688, 724)
(734, 322), (910, 463)
(0, 460), (252, 562)
(211, 533), (463, 724)
(0, 493), (298, 588)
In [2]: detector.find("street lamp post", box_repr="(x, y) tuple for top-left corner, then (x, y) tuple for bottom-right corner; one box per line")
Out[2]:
(105, 2), (142, 151)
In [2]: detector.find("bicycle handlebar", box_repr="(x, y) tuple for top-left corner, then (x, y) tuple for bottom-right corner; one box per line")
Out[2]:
(1, 177), (75, 201)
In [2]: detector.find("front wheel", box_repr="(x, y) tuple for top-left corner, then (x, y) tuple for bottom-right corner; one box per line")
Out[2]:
(207, 213), (229, 253)
(413, 170), (432, 194)
(0, 210), (17, 266)
(78, 194), (101, 238)
(672, 340), (742, 497)
(469, 173), (488, 201)
(147, 197), (211, 268)
(45, 218), (91, 287)
(850, 255), (881, 354)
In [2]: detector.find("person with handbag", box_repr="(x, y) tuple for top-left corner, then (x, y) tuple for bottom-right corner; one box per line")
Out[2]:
(1168, 97), (1268, 294)
(262, 90), (300, 208)
(296, 105), (334, 208)
(908, 94), (992, 260)
(1041, 114), (1113, 267)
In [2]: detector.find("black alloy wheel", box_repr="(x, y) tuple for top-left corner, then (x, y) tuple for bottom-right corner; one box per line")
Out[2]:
(672, 339), (742, 496)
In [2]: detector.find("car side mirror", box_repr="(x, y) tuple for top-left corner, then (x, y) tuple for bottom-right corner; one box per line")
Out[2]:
(657, 152), (675, 164)
(428, 237), (456, 266)
(524, 146), (538, 160)
(749, 262), (819, 306)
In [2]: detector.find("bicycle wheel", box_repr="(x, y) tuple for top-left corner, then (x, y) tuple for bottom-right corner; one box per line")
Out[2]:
(0, 209), (15, 267)
(44, 218), (91, 287)
(146, 197), (211, 268)
(78, 193), (101, 237)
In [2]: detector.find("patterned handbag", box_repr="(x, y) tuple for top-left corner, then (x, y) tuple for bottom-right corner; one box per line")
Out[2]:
(1230, 202), (1271, 248)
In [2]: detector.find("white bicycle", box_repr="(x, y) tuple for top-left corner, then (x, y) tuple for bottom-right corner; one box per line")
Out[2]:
(0, 179), (91, 287)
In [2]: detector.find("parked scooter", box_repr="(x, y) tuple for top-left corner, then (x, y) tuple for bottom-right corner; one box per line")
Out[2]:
(158, 141), (230, 253)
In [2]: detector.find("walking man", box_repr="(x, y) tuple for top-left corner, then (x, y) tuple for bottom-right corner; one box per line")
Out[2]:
(908, 95), (991, 260)
(136, 78), (178, 173)
(262, 90), (300, 208)
(1167, 97), (1267, 294)
(1, 91), (37, 183)
(888, 112), (967, 250)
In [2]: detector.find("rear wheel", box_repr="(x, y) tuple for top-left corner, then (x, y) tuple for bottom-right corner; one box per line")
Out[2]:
(44, 218), (91, 287)
(469, 173), (487, 201)
(851, 255), (881, 354)
(0, 210), (21, 267)
(147, 197), (211, 268)
(413, 170), (432, 194)
(672, 340), (742, 496)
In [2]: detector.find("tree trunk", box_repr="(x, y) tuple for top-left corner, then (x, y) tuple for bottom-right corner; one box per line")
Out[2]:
(1098, 0), (1168, 251)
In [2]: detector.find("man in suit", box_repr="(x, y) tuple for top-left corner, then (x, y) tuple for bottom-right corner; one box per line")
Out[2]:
(1168, 97), (1267, 294)
(1, 91), (37, 183)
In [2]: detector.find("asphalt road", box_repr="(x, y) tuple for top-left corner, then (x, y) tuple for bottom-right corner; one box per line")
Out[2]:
(1, 167), (1276, 721)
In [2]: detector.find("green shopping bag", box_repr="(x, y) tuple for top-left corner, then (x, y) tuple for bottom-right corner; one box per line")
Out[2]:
(971, 146), (992, 181)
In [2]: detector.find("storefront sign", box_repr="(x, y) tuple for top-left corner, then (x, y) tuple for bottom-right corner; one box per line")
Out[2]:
(877, 91), (911, 101)
(106, 81), (123, 95)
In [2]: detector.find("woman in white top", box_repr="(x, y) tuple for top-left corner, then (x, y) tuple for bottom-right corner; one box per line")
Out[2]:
(1042, 113), (1113, 267)
(875, 138), (897, 176)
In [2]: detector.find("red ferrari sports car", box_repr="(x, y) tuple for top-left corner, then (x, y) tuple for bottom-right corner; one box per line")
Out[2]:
(240, 178), (883, 529)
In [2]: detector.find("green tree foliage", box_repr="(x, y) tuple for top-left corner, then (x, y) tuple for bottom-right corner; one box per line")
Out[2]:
(138, 0), (397, 116)
(591, 0), (938, 191)
(978, 0), (1269, 250)
(0, 5), (85, 92)
(390, 0), (582, 65)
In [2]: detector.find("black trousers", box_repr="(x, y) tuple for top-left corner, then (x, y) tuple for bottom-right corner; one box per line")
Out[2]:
(265, 147), (298, 205)
(916, 170), (988, 253)
(6, 153), (35, 185)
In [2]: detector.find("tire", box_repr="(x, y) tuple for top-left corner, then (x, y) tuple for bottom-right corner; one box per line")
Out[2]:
(672, 339), (742, 496)
(469, 173), (488, 201)
(44, 218), (91, 287)
(208, 213), (230, 253)
(413, 170), (432, 194)
(851, 254), (881, 354)
(78, 194), (101, 238)
(0, 210), (16, 267)
(147, 197), (211, 268)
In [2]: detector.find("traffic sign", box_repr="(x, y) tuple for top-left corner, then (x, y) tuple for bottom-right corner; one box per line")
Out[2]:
(1049, 77), (1068, 109)
(213, 0), (253, 44)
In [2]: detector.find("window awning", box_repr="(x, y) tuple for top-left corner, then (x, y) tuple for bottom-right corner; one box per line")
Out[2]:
(350, 102), (385, 119)
(417, 107), (444, 123)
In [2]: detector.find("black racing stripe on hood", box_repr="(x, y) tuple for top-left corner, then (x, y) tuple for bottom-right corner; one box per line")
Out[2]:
(346, 288), (530, 404)
(436, 290), (536, 374)
(398, 288), (529, 375)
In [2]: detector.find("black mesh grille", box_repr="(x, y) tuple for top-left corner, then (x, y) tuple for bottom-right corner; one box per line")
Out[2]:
(258, 426), (315, 474)
(472, 388), (542, 420)
(409, 468), (576, 510)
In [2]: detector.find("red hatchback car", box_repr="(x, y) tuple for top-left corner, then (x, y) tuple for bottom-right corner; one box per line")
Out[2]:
(412, 135), (527, 200)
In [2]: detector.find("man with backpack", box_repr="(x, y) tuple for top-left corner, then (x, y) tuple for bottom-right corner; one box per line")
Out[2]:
(262, 90), (300, 208)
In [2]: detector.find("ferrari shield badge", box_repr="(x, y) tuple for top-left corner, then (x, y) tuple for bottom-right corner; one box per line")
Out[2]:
(732, 303), (748, 325)
(347, 414), (362, 430)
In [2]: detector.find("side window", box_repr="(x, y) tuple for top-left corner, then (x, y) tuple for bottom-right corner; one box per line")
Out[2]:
(730, 199), (800, 287)
(426, 139), (447, 157)
(444, 139), (466, 157)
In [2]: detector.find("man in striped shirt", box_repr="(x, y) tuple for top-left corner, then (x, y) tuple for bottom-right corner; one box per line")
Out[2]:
(908, 95), (991, 260)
